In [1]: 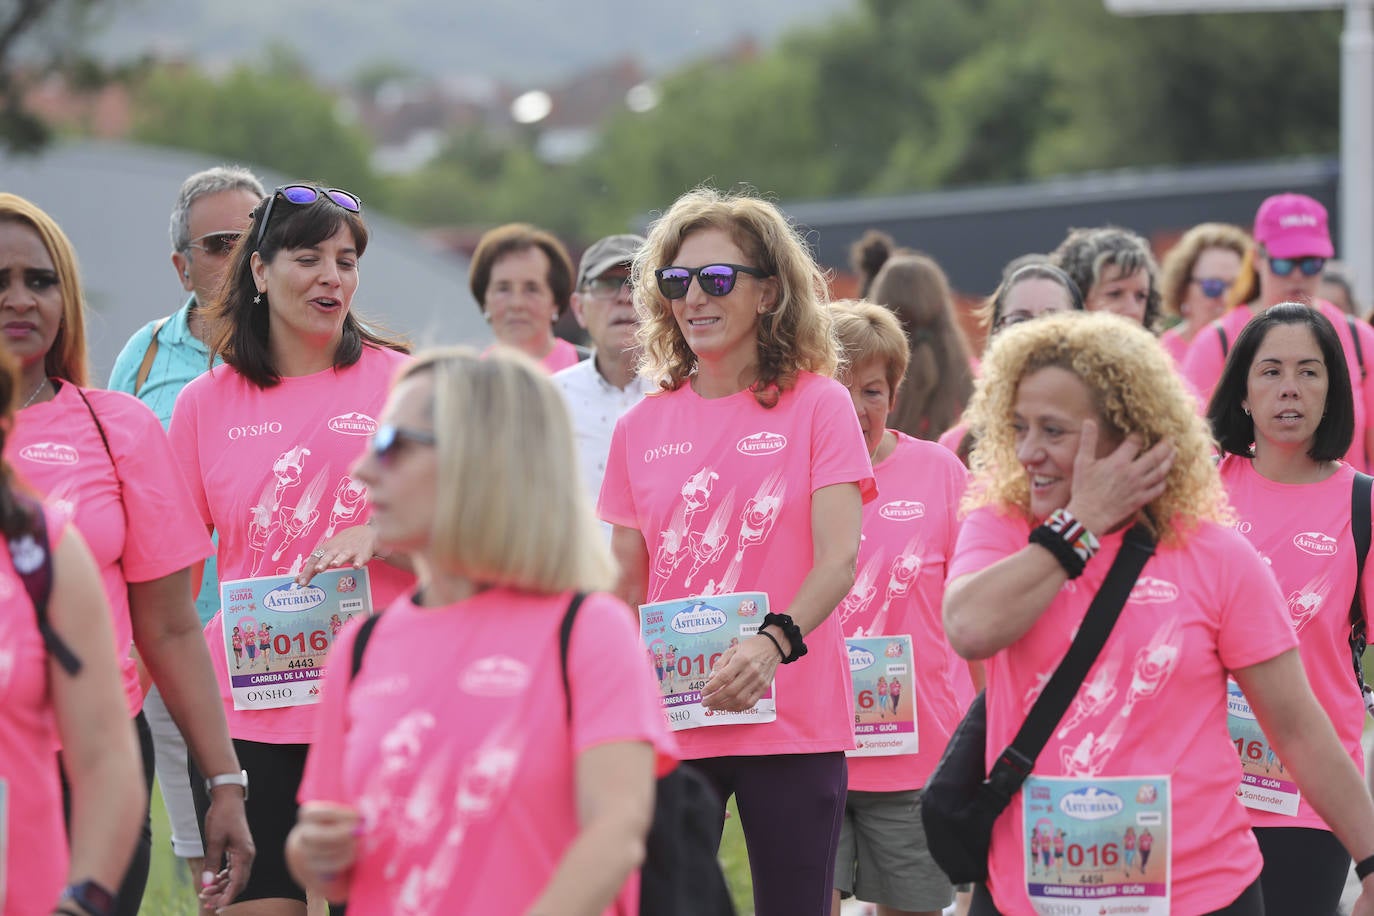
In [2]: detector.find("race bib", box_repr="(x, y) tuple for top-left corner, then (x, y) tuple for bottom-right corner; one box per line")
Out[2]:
(221, 569), (372, 710)
(639, 591), (777, 732)
(1022, 774), (1171, 916)
(1227, 679), (1299, 815)
(846, 634), (917, 757)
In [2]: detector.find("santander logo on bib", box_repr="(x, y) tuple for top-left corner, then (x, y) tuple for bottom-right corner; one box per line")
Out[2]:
(1129, 576), (1179, 604)
(879, 500), (925, 521)
(1293, 531), (1338, 557)
(328, 412), (378, 436)
(19, 442), (78, 465)
(736, 431), (787, 456)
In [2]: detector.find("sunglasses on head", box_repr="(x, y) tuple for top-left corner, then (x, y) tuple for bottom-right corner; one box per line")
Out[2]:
(1268, 255), (1326, 278)
(654, 263), (771, 300)
(185, 231), (242, 257)
(370, 424), (436, 465)
(255, 185), (363, 251)
(1191, 277), (1231, 299)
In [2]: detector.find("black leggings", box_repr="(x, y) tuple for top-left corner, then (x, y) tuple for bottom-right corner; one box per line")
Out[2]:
(62, 712), (155, 916)
(1255, 826), (1349, 916)
(969, 877), (1265, 915)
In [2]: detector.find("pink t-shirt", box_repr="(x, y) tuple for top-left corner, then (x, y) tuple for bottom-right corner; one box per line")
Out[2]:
(838, 431), (969, 792)
(543, 337), (582, 373)
(299, 589), (677, 916)
(936, 422), (969, 460)
(598, 371), (877, 758)
(0, 507), (69, 915)
(1159, 326), (1191, 365)
(168, 346), (415, 744)
(1219, 456), (1372, 830)
(1183, 301), (1374, 470)
(7, 385), (213, 716)
(949, 507), (1297, 916)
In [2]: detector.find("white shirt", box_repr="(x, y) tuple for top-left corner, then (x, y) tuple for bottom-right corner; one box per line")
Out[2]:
(552, 355), (655, 539)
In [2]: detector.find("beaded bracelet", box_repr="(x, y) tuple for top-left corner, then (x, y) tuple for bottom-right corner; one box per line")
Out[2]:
(1042, 508), (1100, 564)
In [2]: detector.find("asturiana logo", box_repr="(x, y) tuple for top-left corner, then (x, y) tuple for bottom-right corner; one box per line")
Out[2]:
(1058, 786), (1124, 821)
(736, 431), (787, 456)
(1293, 531), (1338, 557)
(328, 412), (379, 436)
(262, 583), (326, 614)
(19, 442), (78, 465)
(1226, 682), (1256, 720)
(879, 500), (925, 521)
(847, 644), (876, 672)
(1129, 576), (1179, 604)
(671, 602), (728, 636)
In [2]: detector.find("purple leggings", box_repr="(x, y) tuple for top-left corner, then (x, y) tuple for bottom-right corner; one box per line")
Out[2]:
(692, 752), (847, 916)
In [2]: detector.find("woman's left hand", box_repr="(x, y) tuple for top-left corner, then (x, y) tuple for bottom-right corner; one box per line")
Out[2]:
(700, 636), (781, 711)
(295, 525), (377, 585)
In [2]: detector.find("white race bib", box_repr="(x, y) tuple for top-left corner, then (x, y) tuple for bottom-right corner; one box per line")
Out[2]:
(846, 634), (918, 757)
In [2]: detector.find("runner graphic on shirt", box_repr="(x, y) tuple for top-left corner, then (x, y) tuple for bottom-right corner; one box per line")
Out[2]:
(863, 534), (923, 637)
(650, 468), (719, 597)
(837, 551), (884, 629)
(1055, 643), (1124, 739)
(680, 488), (735, 591)
(1284, 571), (1333, 633)
(708, 469), (785, 595)
(272, 467), (330, 563)
(1121, 616), (1184, 716)
(323, 477), (368, 538)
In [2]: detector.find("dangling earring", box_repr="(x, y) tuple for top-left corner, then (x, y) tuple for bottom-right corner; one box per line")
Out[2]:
(254, 292), (264, 305)
(1242, 406), (1251, 416)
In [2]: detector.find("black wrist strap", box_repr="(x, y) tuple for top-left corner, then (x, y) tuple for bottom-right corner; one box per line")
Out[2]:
(1358, 853), (1374, 881)
(982, 523), (1156, 805)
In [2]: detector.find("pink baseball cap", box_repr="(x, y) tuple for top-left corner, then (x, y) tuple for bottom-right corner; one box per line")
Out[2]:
(1254, 193), (1334, 259)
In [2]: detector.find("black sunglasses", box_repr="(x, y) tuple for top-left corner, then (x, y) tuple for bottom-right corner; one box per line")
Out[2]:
(370, 424), (436, 465)
(1191, 277), (1231, 299)
(255, 185), (363, 251)
(654, 263), (771, 300)
(185, 231), (242, 257)
(1268, 255), (1326, 278)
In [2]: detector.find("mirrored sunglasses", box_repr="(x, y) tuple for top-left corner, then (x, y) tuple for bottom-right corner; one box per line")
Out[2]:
(255, 184), (363, 251)
(654, 263), (771, 300)
(1191, 277), (1231, 299)
(1268, 255), (1326, 278)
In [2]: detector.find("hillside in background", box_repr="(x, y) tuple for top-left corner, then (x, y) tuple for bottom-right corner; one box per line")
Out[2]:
(91, 0), (854, 83)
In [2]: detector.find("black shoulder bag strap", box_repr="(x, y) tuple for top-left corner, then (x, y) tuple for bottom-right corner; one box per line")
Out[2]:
(981, 523), (1156, 807)
(349, 613), (383, 681)
(556, 592), (591, 722)
(9, 497), (81, 675)
(1347, 472), (1373, 715)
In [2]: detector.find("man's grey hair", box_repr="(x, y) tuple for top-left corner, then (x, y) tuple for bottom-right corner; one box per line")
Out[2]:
(169, 166), (266, 251)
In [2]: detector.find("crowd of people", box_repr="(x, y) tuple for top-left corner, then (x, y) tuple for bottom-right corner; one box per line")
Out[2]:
(5, 164), (1374, 916)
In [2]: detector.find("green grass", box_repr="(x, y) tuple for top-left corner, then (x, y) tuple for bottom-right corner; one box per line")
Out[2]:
(719, 797), (755, 916)
(142, 780), (201, 915)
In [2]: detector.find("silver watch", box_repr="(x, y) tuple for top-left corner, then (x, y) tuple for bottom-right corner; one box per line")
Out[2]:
(205, 769), (249, 800)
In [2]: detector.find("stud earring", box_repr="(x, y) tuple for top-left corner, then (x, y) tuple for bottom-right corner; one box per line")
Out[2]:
(254, 292), (263, 305)
(1242, 406), (1250, 416)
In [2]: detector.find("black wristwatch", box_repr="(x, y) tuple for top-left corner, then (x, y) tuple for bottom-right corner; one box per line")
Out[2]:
(59, 880), (117, 916)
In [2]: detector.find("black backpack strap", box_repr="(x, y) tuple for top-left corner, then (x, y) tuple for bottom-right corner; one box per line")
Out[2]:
(1349, 315), (1368, 381)
(1216, 323), (1229, 359)
(349, 613), (383, 682)
(1348, 472), (1373, 714)
(9, 499), (80, 675)
(982, 524), (1156, 804)
(557, 591), (590, 723)
(72, 387), (123, 493)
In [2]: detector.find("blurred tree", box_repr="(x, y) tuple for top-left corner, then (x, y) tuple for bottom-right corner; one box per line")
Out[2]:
(130, 47), (381, 201)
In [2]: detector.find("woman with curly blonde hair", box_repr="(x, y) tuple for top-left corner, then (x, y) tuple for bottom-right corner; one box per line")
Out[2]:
(942, 311), (1374, 915)
(1157, 223), (1249, 364)
(604, 186), (875, 914)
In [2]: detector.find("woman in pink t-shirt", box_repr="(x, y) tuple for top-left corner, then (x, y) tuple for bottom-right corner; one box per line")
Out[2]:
(943, 311), (1374, 915)
(1207, 302), (1374, 913)
(0, 343), (145, 916)
(288, 348), (675, 915)
(1157, 223), (1248, 365)
(0, 193), (250, 914)
(600, 187), (875, 914)
(469, 223), (586, 372)
(167, 184), (412, 915)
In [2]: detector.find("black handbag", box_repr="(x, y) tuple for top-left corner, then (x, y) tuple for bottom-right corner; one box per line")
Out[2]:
(920, 523), (1156, 884)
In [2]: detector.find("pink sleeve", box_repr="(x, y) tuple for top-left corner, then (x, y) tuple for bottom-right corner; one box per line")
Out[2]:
(167, 377), (212, 528)
(1213, 528), (1299, 671)
(567, 593), (678, 772)
(943, 457), (970, 565)
(597, 417), (638, 529)
(947, 506), (1025, 582)
(1181, 322), (1226, 408)
(95, 391), (212, 581)
(809, 380), (877, 502)
(937, 423), (967, 455)
(299, 618), (363, 803)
